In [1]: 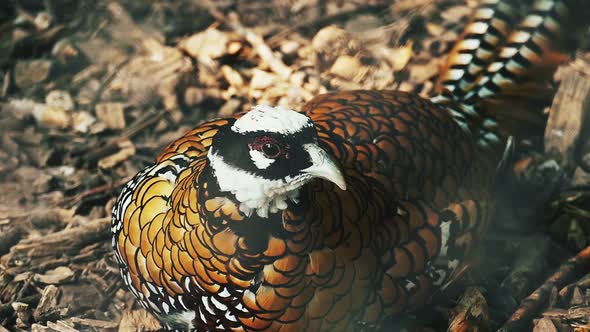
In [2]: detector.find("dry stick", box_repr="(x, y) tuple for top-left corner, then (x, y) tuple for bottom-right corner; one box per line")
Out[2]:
(61, 177), (131, 208)
(87, 56), (131, 114)
(9, 218), (110, 256)
(498, 245), (590, 332)
(204, 1), (292, 80)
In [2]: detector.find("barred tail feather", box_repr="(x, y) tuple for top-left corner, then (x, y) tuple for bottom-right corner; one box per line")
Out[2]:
(436, 0), (520, 98)
(464, 0), (573, 101)
(433, 0), (585, 150)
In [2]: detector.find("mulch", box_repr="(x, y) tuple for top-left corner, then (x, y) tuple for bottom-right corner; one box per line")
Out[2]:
(1, 1), (589, 331)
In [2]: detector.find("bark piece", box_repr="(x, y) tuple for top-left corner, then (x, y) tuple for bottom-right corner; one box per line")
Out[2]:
(34, 267), (75, 285)
(6, 217), (110, 262)
(447, 287), (489, 332)
(118, 309), (162, 332)
(533, 317), (558, 332)
(500, 245), (590, 332)
(33, 285), (60, 321)
(545, 58), (590, 174)
(69, 317), (119, 329)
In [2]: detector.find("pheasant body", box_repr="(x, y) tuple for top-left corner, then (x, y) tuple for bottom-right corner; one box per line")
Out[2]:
(112, 0), (584, 330)
(112, 91), (492, 331)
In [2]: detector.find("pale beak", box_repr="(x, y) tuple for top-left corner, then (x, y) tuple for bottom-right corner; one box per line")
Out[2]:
(301, 144), (347, 190)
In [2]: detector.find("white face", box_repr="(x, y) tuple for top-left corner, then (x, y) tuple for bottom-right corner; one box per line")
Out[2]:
(208, 105), (346, 218)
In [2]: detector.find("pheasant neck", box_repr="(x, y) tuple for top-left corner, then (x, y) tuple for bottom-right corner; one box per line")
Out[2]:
(206, 149), (307, 218)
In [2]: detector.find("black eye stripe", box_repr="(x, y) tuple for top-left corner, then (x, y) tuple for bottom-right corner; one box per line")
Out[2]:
(211, 124), (315, 180)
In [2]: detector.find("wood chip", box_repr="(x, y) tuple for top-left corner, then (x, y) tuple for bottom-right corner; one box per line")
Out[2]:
(447, 287), (489, 332)
(280, 40), (300, 56)
(533, 317), (559, 332)
(426, 23), (444, 36)
(179, 28), (229, 59)
(219, 98), (242, 118)
(440, 5), (473, 23)
(34, 266), (75, 285)
(409, 60), (441, 84)
(344, 14), (383, 32)
(378, 41), (413, 72)
(71, 111), (96, 133)
(69, 317), (119, 329)
(98, 140), (135, 169)
(33, 285), (60, 321)
(545, 61), (590, 173)
(312, 25), (354, 66)
(236, 23), (292, 80)
(329, 55), (366, 82)
(45, 90), (75, 112)
(8, 217), (110, 259)
(32, 104), (72, 129)
(95, 102), (126, 130)
(227, 40), (243, 55)
(14, 59), (53, 89)
(221, 65), (245, 88)
(250, 69), (277, 90)
(45, 320), (79, 332)
(12, 302), (32, 329)
(118, 309), (162, 332)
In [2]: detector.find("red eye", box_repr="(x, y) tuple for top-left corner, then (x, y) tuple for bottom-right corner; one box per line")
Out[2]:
(250, 136), (288, 159)
(262, 143), (281, 158)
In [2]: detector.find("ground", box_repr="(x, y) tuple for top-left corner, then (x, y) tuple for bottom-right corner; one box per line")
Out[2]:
(1, 1), (590, 331)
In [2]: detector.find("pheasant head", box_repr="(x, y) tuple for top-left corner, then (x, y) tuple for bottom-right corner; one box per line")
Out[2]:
(207, 105), (347, 218)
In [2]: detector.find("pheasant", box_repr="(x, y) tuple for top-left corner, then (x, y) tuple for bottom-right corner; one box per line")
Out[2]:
(111, 0), (585, 330)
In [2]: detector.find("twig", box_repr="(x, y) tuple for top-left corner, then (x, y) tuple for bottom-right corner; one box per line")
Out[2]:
(80, 107), (167, 164)
(15, 274), (34, 302)
(61, 177), (131, 208)
(498, 245), (590, 332)
(87, 56), (131, 114)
